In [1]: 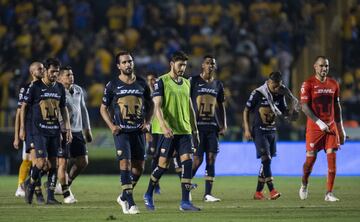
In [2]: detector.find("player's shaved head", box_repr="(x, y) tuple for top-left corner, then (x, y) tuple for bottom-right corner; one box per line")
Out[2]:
(314, 56), (328, 64)
(29, 62), (42, 73)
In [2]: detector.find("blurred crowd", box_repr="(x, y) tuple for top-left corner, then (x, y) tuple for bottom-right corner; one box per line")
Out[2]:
(340, 3), (360, 128)
(0, 0), (341, 140)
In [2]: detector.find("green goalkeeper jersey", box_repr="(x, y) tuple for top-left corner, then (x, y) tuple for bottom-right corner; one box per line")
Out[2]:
(151, 72), (192, 135)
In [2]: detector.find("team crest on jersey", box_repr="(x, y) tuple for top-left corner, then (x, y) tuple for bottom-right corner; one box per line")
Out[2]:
(117, 150), (122, 156)
(161, 148), (166, 154)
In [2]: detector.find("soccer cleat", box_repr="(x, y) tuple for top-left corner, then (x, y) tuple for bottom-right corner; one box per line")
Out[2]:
(35, 190), (45, 204)
(128, 205), (140, 214)
(204, 194), (221, 202)
(143, 193), (155, 211)
(64, 194), (77, 204)
(46, 198), (62, 205)
(117, 194), (129, 214)
(299, 184), (308, 200)
(179, 201), (201, 211)
(269, 189), (281, 200)
(154, 184), (161, 194)
(15, 185), (25, 197)
(253, 191), (266, 200)
(54, 183), (63, 195)
(325, 192), (340, 202)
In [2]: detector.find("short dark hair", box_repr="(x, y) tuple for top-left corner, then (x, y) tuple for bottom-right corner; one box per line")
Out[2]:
(171, 51), (188, 62)
(59, 65), (72, 75)
(44, 58), (61, 69)
(269, 71), (282, 82)
(314, 55), (328, 63)
(115, 51), (131, 64)
(203, 55), (215, 60)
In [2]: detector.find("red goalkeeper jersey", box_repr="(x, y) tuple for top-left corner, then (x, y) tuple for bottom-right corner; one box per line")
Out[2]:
(300, 75), (340, 131)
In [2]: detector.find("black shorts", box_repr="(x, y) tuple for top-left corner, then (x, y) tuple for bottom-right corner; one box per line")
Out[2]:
(59, 132), (88, 158)
(253, 129), (277, 159)
(194, 131), (219, 157)
(158, 134), (193, 159)
(32, 134), (60, 158)
(114, 132), (145, 161)
(147, 134), (160, 158)
(25, 133), (34, 154)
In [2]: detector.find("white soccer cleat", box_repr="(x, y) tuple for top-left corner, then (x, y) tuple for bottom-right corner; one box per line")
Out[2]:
(117, 195), (129, 214)
(64, 194), (77, 204)
(204, 194), (221, 202)
(299, 184), (308, 200)
(54, 183), (63, 195)
(15, 185), (25, 197)
(325, 192), (339, 202)
(128, 205), (140, 214)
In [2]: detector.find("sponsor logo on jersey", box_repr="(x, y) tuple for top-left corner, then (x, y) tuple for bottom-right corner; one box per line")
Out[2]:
(315, 89), (334, 94)
(198, 88), (216, 94)
(117, 89), (142, 95)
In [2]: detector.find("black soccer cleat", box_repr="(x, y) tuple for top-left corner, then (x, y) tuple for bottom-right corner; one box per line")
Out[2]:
(24, 179), (35, 204)
(46, 198), (62, 205)
(35, 189), (45, 204)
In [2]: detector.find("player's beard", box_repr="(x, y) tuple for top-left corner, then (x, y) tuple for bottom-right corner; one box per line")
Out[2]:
(122, 67), (133, 76)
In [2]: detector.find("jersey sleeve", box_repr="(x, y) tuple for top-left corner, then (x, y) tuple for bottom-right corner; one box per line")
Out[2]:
(152, 79), (164, 97)
(334, 80), (340, 103)
(102, 81), (113, 106)
(278, 95), (287, 113)
(245, 90), (258, 111)
(300, 81), (311, 104)
(17, 86), (25, 108)
(217, 82), (225, 103)
(24, 83), (34, 105)
(59, 84), (66, 108)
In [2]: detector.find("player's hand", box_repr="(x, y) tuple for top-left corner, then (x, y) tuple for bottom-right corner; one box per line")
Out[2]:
(66, 130), (73, 144)
(84, 129), (93, 143)
(244, 129), (252, 141)
(192, 130), (200, 148)
(19, 128), (26, 141)
(140, 122), (151, 133)
(219, 126), (227, 136)
(315, 119), (330, 132)
(13, 137), (20, 150)
(337, 123), (346, 145)
(111, 125), (121, 135)
(162, 126), (173, 138)
(145, 133), (153, 143)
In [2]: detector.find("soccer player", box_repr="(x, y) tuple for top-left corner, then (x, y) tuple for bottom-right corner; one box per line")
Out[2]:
(299, 56), (346, 201)
(190, 55), (227, 202)
(243, 71), (298, 200)
(143, 51), (201, 211)
(100, 51), (153, 214)
(57, 66), (93, 204)
(13, 62), (45, 201)
(145, 73), (161, 194)
(20, 58), (72, 204)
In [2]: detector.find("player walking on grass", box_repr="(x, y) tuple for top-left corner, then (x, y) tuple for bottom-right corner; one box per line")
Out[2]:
(243, 71), (299, 200)
(143, 51), (201, 212)
(20, 58), (72, 204)
(57, 66), (93, 204)
(299, 56), (346, 202)
(100, 51), (153, 214)
(13, 62), (45, 203)
(190, 55), (227, 202)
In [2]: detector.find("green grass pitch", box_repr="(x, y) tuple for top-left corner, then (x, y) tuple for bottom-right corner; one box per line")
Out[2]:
(0, 175), (360, 222)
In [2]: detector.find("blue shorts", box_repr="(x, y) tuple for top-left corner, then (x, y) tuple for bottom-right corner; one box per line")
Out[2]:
(32, 134), (60, 158)
(253, 129), (277, 159)
(158, 134), (193, 159)
(59, 132), (88, 158)
(194, 131), (219, 157)
(114, 132), (145, 161)
(147, 134), (160, 158)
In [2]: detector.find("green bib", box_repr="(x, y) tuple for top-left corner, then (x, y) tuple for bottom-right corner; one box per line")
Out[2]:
(151, 73), (192, 135)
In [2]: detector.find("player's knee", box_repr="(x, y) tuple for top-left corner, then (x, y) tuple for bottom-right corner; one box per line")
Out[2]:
(119, 159), (131, 170)
(260, 155), (271, 163)
(306, 151), (316, 157)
